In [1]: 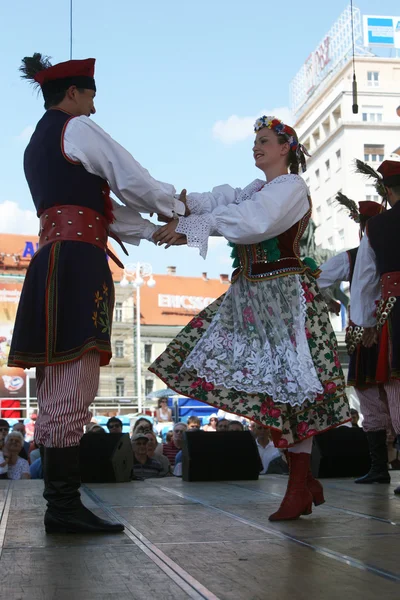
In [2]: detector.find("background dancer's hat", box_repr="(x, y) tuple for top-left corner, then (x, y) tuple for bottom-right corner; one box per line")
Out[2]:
(335, 192), (384, 238)
(19, 53), (96, 102)
(377, 160), (400, 188)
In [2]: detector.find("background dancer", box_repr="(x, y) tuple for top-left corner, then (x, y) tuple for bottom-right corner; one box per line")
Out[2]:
(8, 53), (187, 534)
(352, 160), (400, 496)
(319, 193), (392, 486)
(151, 116), (350, 521)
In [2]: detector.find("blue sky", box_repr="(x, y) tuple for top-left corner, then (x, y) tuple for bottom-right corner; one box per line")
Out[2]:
(1, 0), (399, 278)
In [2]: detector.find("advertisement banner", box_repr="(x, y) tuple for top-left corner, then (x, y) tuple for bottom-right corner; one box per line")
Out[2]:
(0, 282), (25, 411)
(364, 16), (400, 48)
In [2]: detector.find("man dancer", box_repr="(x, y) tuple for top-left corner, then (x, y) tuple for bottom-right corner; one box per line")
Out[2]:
(352, 160), (400, 496)
(318, 196), (391, 485)
(8, 53), (187, 533)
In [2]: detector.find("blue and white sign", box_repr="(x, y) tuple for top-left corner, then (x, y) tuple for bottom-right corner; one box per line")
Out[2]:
(364, 15), (400, 48)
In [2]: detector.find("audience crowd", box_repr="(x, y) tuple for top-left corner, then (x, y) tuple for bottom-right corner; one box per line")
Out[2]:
(2, 401), (396, 482)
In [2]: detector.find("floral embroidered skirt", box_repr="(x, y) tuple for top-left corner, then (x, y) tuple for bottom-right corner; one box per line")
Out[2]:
(8, 241), (114, 368)
(149, 272), (350, 447)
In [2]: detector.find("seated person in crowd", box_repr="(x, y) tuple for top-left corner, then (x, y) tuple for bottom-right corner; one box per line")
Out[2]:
(12, 422), (30, 460)
(350, 409), (360, 428)
(254, 424), (288, 475)
(132, 418), (154, 435)
(3, 432), (30, 480)
(203, 414), (218, 431)
(248, 421), (257, 437)
(163, 422), (187, 466)
(145, 432), (170, 476)
(187, 416), (201, 431)
(30, 456), (43, 479)
(156, 397), (172, 423)
(165, 430), (174, 443)
(107, 417), (123, 434)
(0, 419), (9, 452)
(132, 434), (164, 479)
(228, 421), (244, 432)
(25, 411), (37, 442)
(216, 419), (230, 432)
(86, 423), (106, 434)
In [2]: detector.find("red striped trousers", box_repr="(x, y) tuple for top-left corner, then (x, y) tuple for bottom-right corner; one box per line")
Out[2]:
(35, 351), (100, 448)
(356, 382), (400, 434)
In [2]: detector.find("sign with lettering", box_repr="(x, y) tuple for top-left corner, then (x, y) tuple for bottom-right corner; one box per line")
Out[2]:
(364, 16), (400, 48)
(158, 294), (216, 311)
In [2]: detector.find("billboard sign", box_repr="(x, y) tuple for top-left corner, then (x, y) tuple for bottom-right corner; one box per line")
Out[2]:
(0, 282), (25, 400)
(363, 16), (400, 48)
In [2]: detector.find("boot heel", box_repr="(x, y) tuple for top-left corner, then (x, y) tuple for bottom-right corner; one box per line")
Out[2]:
(303, 502), (313, 516)
(312, 490), (325, 506)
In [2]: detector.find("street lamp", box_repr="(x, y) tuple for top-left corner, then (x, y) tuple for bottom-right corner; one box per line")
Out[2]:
(120, 263), (156, 413)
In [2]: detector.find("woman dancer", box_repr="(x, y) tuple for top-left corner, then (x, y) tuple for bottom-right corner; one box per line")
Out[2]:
(151, 116), (350, 520)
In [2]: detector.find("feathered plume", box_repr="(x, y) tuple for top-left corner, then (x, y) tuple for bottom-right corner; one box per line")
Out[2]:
(355, 158), (386, 199)
(335, 192), (360, 222)
(19, 53), (52, 88)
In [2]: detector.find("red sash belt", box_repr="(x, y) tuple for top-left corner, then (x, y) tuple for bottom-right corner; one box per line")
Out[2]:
(380, 271), (400, 298)
(38, 205), (127, 268)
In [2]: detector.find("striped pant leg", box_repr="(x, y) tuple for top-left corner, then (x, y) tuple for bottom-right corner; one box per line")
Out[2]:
(35, 350), (100, 448)
(355, 386), (391, 432)
(383, 380), (400, 434)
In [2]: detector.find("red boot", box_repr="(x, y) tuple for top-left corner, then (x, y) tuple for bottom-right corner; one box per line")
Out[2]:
(284, 450), (325, 507)
(269, 453), (313, 521)
(307, 471), (325, 506)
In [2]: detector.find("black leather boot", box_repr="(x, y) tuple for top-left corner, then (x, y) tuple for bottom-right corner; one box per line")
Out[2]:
(43, 446), (124, 534)
(355, 430), (391, 484)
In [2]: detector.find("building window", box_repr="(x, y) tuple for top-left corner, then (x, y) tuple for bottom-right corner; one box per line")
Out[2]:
(339, 229), (345, 247)
(145, 379), (154, 396)
(115, 302), (123, 322)
(336, 149), (341, 169)
(364, 144), (384, 163)
(116, 377), (125, 397)
(144, 344), (152, 363)
(115, 340), (124, 358)
(315, 169), (320, 187)
(362, 108), (383, 123)
(325, 159), (331, 180)
(367, 71), (379, 87)
(328, 236), (334, 247)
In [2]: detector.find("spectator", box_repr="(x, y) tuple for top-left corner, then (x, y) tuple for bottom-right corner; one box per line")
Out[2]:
(145, 432), (170, 476)
(254, 424), (288, 475)
(3, 432), (30, 479)
(248, 421), (257, 437)
(25, 411), (37, 442)
(228, 421), (244, 432)
(132, 418), (154, 435)
(216, 419), (230, 432)
(187, 416), (201, 430)
(156, 397), (172, 423)
(0, 419), (10, 451)
(163, 422), (187, 466)
(350, 409), (360, 428)
(203, 414), (218, 432)
(12, 423), (30, 459)
(107, 417), (123, 434)
(165, 430), (174, 443)
(30, 457), (43, 479)
(86, 423), (106, 434)
(132, 434), (164, 479)
(29, 443), (41, 465)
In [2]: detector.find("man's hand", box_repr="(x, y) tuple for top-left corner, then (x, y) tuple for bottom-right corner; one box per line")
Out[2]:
(327, 299), (341, 316)
(151, 189), (190, 222)
(153, 220), (187, 248)
(362, 326), (378, 348)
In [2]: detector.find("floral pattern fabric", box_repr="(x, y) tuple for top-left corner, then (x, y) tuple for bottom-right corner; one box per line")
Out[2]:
(149, 271), (350, 447)
(181, 274), (323, 406)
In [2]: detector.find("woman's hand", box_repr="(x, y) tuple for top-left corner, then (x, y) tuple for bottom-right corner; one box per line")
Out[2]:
(153, 220), (187, 248)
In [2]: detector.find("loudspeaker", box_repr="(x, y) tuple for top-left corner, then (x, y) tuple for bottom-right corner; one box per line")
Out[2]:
(182, 431), (262, 482)
(79, 432), (133, 483)
(311, 426), (371, 478)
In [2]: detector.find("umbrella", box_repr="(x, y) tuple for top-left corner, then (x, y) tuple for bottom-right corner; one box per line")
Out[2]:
(146, 388), (179, 399)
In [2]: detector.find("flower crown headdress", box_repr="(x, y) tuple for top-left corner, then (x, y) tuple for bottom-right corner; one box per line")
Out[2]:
(254, 115), (311, 173)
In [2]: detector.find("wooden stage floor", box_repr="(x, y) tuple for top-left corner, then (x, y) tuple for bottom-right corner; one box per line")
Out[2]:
(1, 475), (399, 599)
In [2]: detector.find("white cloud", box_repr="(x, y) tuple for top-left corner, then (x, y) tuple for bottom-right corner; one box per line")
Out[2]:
(16, 126), (34, 142)
(0, 201), (38, 235)
(212, 107), (293, 145)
